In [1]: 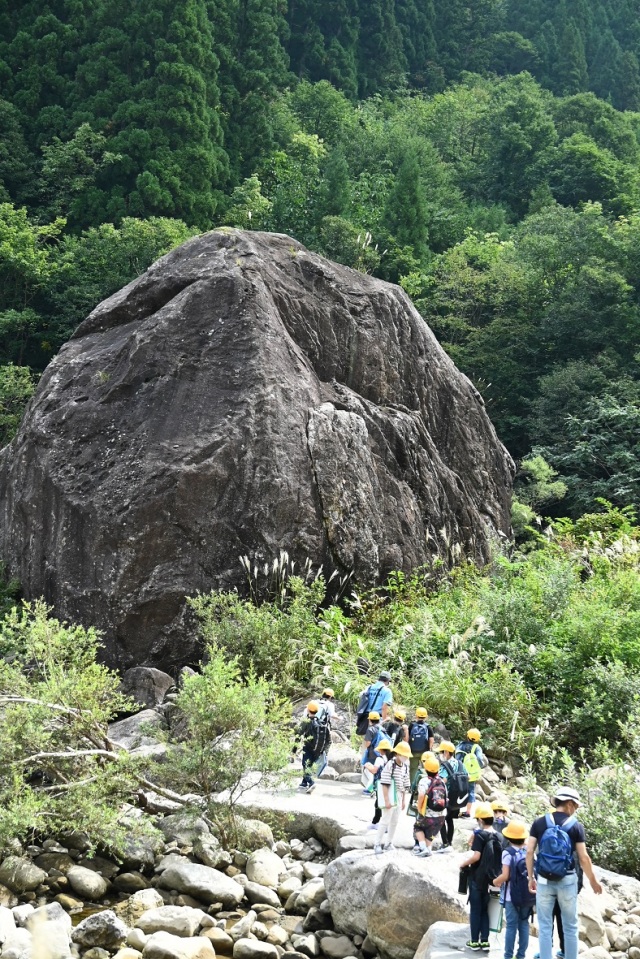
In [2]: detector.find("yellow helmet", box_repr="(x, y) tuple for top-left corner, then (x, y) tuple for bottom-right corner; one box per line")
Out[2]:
(369, 711), (381, 721)
(415, 707), (428, 719)
(377, 738), (393, 752)
(393, 742), (411, 758)
(421, 752), (440, 774)
(491, 799), (509, 813)
(474, 803), (494, 820)
(467, 728), (481, 742)
(502, 821), (528, 841)
(307, 701), (319, 713)
(322, 688), (335, 698)
(393, 707), (407, 721)
(437, 741), (455, 754)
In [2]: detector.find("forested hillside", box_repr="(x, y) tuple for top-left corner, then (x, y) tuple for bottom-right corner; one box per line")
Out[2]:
(2, 0), (640, 516)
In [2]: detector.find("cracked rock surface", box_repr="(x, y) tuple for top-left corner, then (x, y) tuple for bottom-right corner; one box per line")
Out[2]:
(0, 229), (513, 668)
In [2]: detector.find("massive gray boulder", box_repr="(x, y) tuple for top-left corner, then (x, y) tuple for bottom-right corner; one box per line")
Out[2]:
(0, 229), (513, 668)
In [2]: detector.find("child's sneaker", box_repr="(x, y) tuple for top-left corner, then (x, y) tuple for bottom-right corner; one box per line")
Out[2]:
(417, 847), (432, 857)
(480, 943), (490, 952)
(465, 943), (481, 952)
(374, 844), (383, 855)
(383, 842), (395, 851)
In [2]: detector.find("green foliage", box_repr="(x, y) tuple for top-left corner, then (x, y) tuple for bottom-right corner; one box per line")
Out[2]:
(0, 601), (148, 852)
(0, 364), (35, 447)
(160, 644), (293, 822)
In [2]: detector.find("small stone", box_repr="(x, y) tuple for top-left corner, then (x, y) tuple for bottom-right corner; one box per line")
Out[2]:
(274, 844), (290, 859)
(66, 866), (108, 901)
(2, 927), (33, 959)
(319, 937), (357, 959)
(114, 949), (143, 959)
(72, 911), (128, 949)
(114, 873), (150, 893)
(278, 879), (302, 900)
(628, 949), (640, 959)
(292, 934), (320, 958)
(83, 949), (110, 959)
(142, 931), (215, 959)
(267, 927), (290, 948)
(230, 911), (257, 941)
(245, 882), (282, 909)
(11, 906), (34, 929)
(306, 841), (323, 856)
(128, 929), (150, 951)
(302, 865), (325, 881)
(0, 858), (46, 894)
(361, 936), (376, 957)
(253, 923), (269, 941)
(204, 926), (234, 952)
(233, 939), (279, 959)
(53, 894), (83, 912)
(246, 850), (285, 890)
(296, 881), (325, 911)
(136, 905), (206, 938)
(0, 905), (17, 943)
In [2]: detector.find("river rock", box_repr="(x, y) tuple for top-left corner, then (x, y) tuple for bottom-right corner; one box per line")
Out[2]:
(296, 880), (326, 911)
(193, 834), (232, 870)
(229, 911), (257, 941)
(2, 927), (33, 959)
(233, 939), (279, 959)
(325, 849), (466, 959)
(66, 866), (108, 901)
(108, 711), (167, 755)
(234, 820), (275, 853)
(278, 878), (303, 900)
(319, 937), (357, 959)
(158, 812), (210, 846)
(0, 230), (513, 670)
(0, 905), (16, 944)
(136, 905), (206, 937)
(414, 921), (469, 959)
(157, 862), (243, 907)
(34, 854), (75, 875)
(121, 667), (174, 707)
(245, 881), (282, 909)
(246, 850), (285, 889)
(0, 858), (46, 894)
(26, 903), (72, 936)
(114, 872), (150, 893)
(142, 932), (215, 959)
(203, 926), (234, 952)
(114, 950), (143, 959)
(121, 835), (165, 873)
(72, 911), (128, 949)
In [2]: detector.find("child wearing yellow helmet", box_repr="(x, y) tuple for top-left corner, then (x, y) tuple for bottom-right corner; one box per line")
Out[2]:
(459, 803), (501, 951)
(455, 728), (486, 818)
(436, 740), (468, 849)
(408, 707), (434, 784)
(383, 705), (409, 748)
(374, 742), (411, 854)
(411, 752), (448, 858)
(493, 821), (535, 959)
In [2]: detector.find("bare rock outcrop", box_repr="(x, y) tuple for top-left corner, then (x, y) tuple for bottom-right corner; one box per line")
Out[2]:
(0, 229), (513, 668)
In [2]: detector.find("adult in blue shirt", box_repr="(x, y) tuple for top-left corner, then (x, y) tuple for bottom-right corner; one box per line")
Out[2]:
(366, 671), (393, 722)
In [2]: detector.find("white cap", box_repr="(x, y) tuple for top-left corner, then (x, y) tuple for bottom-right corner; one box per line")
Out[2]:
(553, 786), (582, 808)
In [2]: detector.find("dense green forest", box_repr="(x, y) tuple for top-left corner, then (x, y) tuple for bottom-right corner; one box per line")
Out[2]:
(2, 0), (640, 515)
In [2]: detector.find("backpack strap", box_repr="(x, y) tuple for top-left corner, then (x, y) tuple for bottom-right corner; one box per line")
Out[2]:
(560, 814), (578, 832)
(544, 812), (555, 830)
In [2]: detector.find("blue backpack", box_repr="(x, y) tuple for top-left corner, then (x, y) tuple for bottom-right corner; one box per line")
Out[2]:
(507, 847), (536, 909)
(409, 720), (430, 755)
(535, 813), (577, 880)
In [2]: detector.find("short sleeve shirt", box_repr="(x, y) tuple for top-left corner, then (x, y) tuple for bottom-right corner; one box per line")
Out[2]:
(368, 681), (393, 713)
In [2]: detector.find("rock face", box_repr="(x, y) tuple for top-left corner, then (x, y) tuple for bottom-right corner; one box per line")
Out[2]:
(0, 229), (513, 668)
(324, 849), (467, 959)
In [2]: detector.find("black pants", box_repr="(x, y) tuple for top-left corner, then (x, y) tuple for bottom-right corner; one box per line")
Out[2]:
(555, 901), (564, 952)
(372, 791), (382, 824)
(440, 807), (460, 845)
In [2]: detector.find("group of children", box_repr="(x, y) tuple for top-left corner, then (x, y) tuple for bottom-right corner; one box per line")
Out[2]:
(294, 691), (588, 959)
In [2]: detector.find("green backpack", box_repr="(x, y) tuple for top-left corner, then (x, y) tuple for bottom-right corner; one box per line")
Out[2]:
(456, 742), (482, 782)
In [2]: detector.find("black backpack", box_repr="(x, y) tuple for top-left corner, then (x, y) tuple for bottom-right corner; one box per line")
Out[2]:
(309, 709), (331, 759)
(355, 683), (385, 735)
(472, 830), (503, 890)
(507, 847), (536, 910)
(442, 759), (469, 809)
(409, 720), (430, 755)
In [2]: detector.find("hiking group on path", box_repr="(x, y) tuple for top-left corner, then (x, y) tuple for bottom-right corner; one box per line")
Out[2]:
(293, 672), (602, 959)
